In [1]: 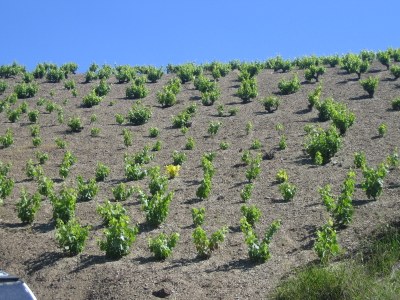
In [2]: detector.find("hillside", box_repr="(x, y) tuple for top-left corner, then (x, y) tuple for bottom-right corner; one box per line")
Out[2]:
(0, 57), (399, 299)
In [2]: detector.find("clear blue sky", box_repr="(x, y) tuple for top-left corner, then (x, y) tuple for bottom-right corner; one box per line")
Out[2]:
(2, 0), (399, 72)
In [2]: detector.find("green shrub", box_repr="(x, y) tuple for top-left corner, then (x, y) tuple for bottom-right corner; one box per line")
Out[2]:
(279, 182), (297, 201)
(360, 76), (379, 98)
(250, 139), (262, 150)
(340, 53), (369, 79)
(82, 90), (103, 108)
(64, 79), (76, 90)
(115, 65), (135, 83)
(354, 151), (367, 169)
(125, 162), (147, 181)
(55, 137), (67, 149)
(0, 172), (14, 203)
(201, 88), (221, 106)
(22, 72), (34, 83)
(147, 67), (164, 83)
(176, 63), (197, 83)
(94, 79), (111, 96)
(126, 101), (152, 125)
(0, 128), (14, 148)
(97, 64), (113, 79)
(304, 65), (325, 82)
(276, 169), (288, 183)
(32, 136), (42, 147)
(97, 200), (128, 225)
(314, 219), (341, 264)
(14, 83), (39, 99)
(278, 74), (301, 95)
(359, 50), (376, 62)
(7, 109), (21, 123)
(112, 183), (134, 202)
(279, 135), (287, 150)
(68, 116), (83, 132)
(260, 96), (280, 113)
(139, 190), (174, 226)
(0, 80), (7, 94)
(191, 207), (205, 227)
(99, 217), (139, 259)
(148, 167), (168, 196)
(126, 77), (149, 99)
(323, 54), (341, 67)
(50, 187), (76, 223)
(26, 159), (43, 180)
(0, 62), (24, 78)
(85, 70), (98, 83)
(172, 151), (187, 166)
(76, 176), (98, 202)
(95, 162), (110, 182)
(55, 218), (89, 256)
(16, 189), (41, 224)
(241, 205), (261, 227)
(237, 77), (258, 102)
(185, 136), (195, 150)
(245, 155), (262, 182)
(172, 111), (191, 128)
(28, 110), (39, 123)
(192, 226), (228, 259)
(390, 65), (400, 79)
(240, 218), (281, 263)
(378, 123), (387, 137)
(152, 140), (162, 151)
(386, 148), (399, 169)
(46, 67), (65, 83)
(316, 97), (336, 122)
(38, 176), (54, 197)
(377, 51), (391, 70)
(36, 151), (49, 165)
(196, 174), (212, 200)
(219, 141), (229, 150)
(330, 103), (356, 135)
(361, 163), (388, 200)
(90, 127), (100, 137)
(149, 232), (179, 260)
(208, 121), (222, 136)
(157, 87), (177, 107)
(240, 183), (254, 202)
(115, 113), (124, 125)
(304, 126), (342, 165)
(392, 97), (400, 110)
(32, 63), (46, 79)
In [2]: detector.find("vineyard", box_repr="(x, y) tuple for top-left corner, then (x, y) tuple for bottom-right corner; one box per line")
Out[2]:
(0, 51), (400, 299)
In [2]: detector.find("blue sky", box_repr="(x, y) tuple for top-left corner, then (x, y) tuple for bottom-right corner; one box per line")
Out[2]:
(2, 0), (399, 71)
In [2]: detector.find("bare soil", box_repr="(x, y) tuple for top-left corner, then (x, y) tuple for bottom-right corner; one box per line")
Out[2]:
(0, 61), (399, 299)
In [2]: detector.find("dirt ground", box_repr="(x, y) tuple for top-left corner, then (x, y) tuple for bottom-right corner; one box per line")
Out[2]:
(0, 60), (399, 299)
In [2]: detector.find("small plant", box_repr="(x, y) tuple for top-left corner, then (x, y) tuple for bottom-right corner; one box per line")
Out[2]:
(149, 232), (179, 260)
(192, 226), (228, 259)
(99, 217), (139, 259)
(76, 176), (98, 202)
(307, 83), (322, 110)
(172, 151), (187, 166)
(304, 65), (325, 82)
(276, 169), (288, 183)
(279, 182), (297, 201)
(228, 107), (239, 116)
(0, 80), (7, 94)
(261, 96), (280, 113)
(64, 79), (76, 90)
(279, 135), (287, 150)
(237, 77), (258, 102)
(377, 50), (391, 70)
(126, 101), (152, 125)
(139, 190), (174, 226)
(245, 121), (253, 135)
(55, 137), (67, 149)
(196, 174), (212, 200)
(0, 129), (14, 148)
(112, 183), (134, 202)
(314, 219), (341, 264)
(217, 104), (224, 117)
(191, 207), (205, 227)
(68, 116), (83, 132)
(95, 163), (110, 182)
(125, 163), (147, 181)
(185, 136), (195, 150)
(35, 151), (49, 165)
(126, 77), (149, 99)
(16, 189), (41, 224)
(378, 123), (387, 137)
(354, 151), (366, 169)
(97, 200), (128, 225)
(165, 164), (180, 179)
(55, 218), (89, 256)
(90, 114), (97, 124)
(386, 148), (399, 169)
(148, 167), (169, 195)
(115, 114), (124, 125)
(390, 65), (400, 80)
(392, 97), (400, 111)
(149, 127), (159, 138)
(240, 218), (281, 263)
(152, 140), (162, 151)
(90, 127), (101, 137)
(38, 176), (54, 197)
(28, 110), (39, 123)
(245, 155), (262, 182)
(26, 159), (43, 180)
(147, 67), (164, 83)
(32, 136), (42, 148)
(275, 123), (284, 133)
(14, 82), (39, 98)
(94, 79), (110, 97)
(122, 128), (133, 148)
(219, 141), (229, 150)
(250, 139), (262, 150)
(7, 108), (21, 123)
(0, 172), (14, 204)
(360, 76), (379, 98)
(82, 90), (103, 108)
(240, 183), (254, 202)
(361, 163), (388, 200)
(241, 205), (261, 227)
(278, 74), (301, 95)
(208, 121), (222, 137)
(157, 87), (177, 108)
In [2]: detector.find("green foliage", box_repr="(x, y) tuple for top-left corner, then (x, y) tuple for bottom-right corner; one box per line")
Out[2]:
(76, 176), (98, 202)
(0, 128), (14, 148)
(90, 127), (100, 137)
(26, 159), (43, 180)
(7, 108), (21, 123)
(240, 183), (254, 202)
(32, 63), (46, 79)
(22, 72), (34, 83)
(16, 189), (41, 224)
(125, 162), (147, 181)
(152, 140), (162, 151)
(94, 79), (111, 96)
(126, 77), (149, 99)
(240, 218), (281, 263)
(279, 182), (297, 201)
(38, 176), (54, 197)
(241, 150), (252, 165)
(115, 113), (125, 125)
(149, 232), (179, 260)
(50, 187), (76, 223)
(245, 121), (253, 135)
(279, 135), (287, 150)
(115, 65), (136, 83)
(360, 76), (379, 98)
(250, 139), (262, 150)
(99, 217), (139, 259)
(319, 171), (356, 228)
(0, 172), (14, 203)
(84, 70), (98, 83)
(185, 136), (195, 150)
(377, 50), (391, 70)
(219, 141), (229, 150)
(55, 137), (67, 149)
(354, 151), (367, 169)
(201, 88), (221, 106)
(55, 218), (89, 256)
(361, 163), (388, 200)
(35, 151), (49, 165)
(0, 80), (7, 94)
(196, 174), (212, 200)
(314, 219), (341, 264)
(386, 148), (399, 169)
(46, 67), (65, 83)
(304, 65), (325, 82)
(95, 162), (110, 182)
(0, 62), (24, 78)
(126, 101), (152, 125)
(191, 207), (205, 227)
(172, 104), (197, 128)
(304, 126), (342, 165)
(64, 79), (76, 90)
(157, 87), (177, 107)
(278, 74), (301, 95)
(330, 103), (356, 135)
(245, 154), (262, 182)
(340, 53), (369, 79)
(176, 63), (198, 83)
(392, 97), (400, 110)
(97, 200), (128, 225)
(82, 89), (103, 108)
(241, 205), (261, 227)
(228, 107), (239, 116)
(139, 190), (174, 226)
(148, 166), (169, 196)
(378, 123), (387, 137)
(192, 226), (228, 259)
(112, 183), (134, 202)
(68, 116), (83, 132)
(276, 169), (288, 183)
(28, 110), (39, 123)
(172, 151), (187, 166)
(390, 65), (400, 79)
(260, 96), (280, 113)
(32, 136), (42, 147)
(323, 55), (341, 67)
(146, 66), (164, 83)
(237, 77), (258, 102)
(208, 121), (222, 136)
